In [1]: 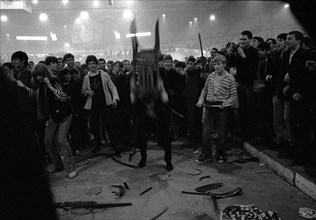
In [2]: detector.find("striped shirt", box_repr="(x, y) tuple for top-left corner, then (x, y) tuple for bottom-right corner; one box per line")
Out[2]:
(198, 70), (237, 107)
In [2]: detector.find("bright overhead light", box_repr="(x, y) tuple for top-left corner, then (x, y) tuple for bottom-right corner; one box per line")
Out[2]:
(1, 15), (8, 22)
(80, 11), (89, 20)
(123, 9), (133, 19)
(32, 0), (39, 4)
(189, 21), (193, 26)
(64, 25), (67, 29)
(284, 3), (289, 8)
(64, 42), (70, 48)
(93, 0), (99, 7)
(114, 30), (121, 39)
(16, 36), (48, 41)
(39, 13), (48, 22)
(75, 18), (81, 25)
(210, 15), (215, 20)
(162, 14), (165, 18)
(62, 0), (68, 5)
(126, 0), (133, 6)
(50, 32), (57, 41)
(194, 18), (197, 22)
(126, 32), (151, 38)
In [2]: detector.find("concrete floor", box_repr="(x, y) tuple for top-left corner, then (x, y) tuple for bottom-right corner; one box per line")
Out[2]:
(49, 142), (316, 220)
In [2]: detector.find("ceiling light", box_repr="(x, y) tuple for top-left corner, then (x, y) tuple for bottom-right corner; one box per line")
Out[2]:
(39, 13), (48, 22)
(1, 15), (8, 22)
(16, 36), (48, 41)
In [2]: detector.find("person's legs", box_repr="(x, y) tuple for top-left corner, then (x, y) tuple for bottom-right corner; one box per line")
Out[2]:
(273, 96), (285, 145)
(198, 107), (216, 162)
(156, 104), (173, 170)
(44, 117), (64, 171)
(216, 108), (229, 163)
(55, 114), (76, 174)
(90, 108), (101, 153)
(103, 107), (120, 154)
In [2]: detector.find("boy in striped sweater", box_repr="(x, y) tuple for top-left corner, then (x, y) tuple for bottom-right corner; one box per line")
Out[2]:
(196, 55), (238, 163)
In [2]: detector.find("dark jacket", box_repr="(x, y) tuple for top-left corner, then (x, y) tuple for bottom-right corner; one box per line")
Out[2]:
(283, 47), (309, 98)
(16, 65), (37, 113)
(46, 78), (72, 123)
(236, 46), (259, 86)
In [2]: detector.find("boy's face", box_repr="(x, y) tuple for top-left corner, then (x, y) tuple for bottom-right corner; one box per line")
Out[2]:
(12, 58), (24, 69)
(98, 60), (106, 68)
(64, 72), (72, 82)
(107, 63), (113, 72)
(88, 61), (97, 72)
(277, 38), (287, 51)
(258, 48), (268, 58)
(187, 61), (195, 67)
(65, 57), (74, 68)
(36, 75), (44, 83)
(240, 35), (251, 48)
(251, 39), (259, 49)
(163, 59), (173, 70)
(113, 63), (121, 73)
(214, 61), (225, 73)
(47, 62), (59, 73)
(123, 61), (131, 71)
(58, 59), (64, 69)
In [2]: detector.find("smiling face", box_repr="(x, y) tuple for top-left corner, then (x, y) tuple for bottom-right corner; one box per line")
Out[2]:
(240, 35), (251, 48)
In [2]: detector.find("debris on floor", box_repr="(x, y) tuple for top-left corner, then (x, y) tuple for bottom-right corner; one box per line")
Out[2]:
(222, 204), (281, 220)
(140, 186), (153, 196)
(195, 183), (223, 192)
(299, 207), (316, 219)
(84, 186), (102, 196)
(187, 168), (203, 175)
(194, 212), (215, 220)
(199, 175), (211, 181)
(148, 206), (169, 220)
(110, 184), (126, 198)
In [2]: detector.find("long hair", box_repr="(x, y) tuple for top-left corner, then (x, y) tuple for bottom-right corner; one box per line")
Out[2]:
(32, 63), (56, 80)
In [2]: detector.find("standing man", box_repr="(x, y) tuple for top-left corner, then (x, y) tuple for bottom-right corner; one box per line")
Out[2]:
(235, 30), (259, 139)
(283, 31), (310, 164)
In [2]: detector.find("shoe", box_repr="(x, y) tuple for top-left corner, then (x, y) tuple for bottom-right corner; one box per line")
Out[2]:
(138, 159), (146, 168)
(195, 154), (213, 163)
(68, 170), (78, 179)
(166, 162), (173, 171)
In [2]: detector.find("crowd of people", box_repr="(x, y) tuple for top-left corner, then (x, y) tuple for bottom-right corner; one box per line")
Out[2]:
(1, 29), (316, 179)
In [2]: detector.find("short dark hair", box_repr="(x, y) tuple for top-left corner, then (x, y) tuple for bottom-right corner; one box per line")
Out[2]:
(2, 62), (14, 70)
(258, 42), (270, 51)
(277, 33), (288, 41)
(266, 38), (276, 45)
(45, 56), (58, 66)
(163, 54), (173, 61)
(175, 61), (186, 68)
(63, 53), (74, 61)
(114, 61), (123, 68)
(11, 51), (28, 66)
(98, 58), (106, 63)
(122, 59), (130, 64)
(253, 36), (264, 43)
(107, 60), (114, 65)
(288, 31), (304, 44)
(240, 30), (253, 39)
(85, 55), (98, 65)
(187, 56), (196, 63)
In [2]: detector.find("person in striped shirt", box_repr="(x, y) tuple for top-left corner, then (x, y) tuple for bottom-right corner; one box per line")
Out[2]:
(196, 54), (238, 163)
